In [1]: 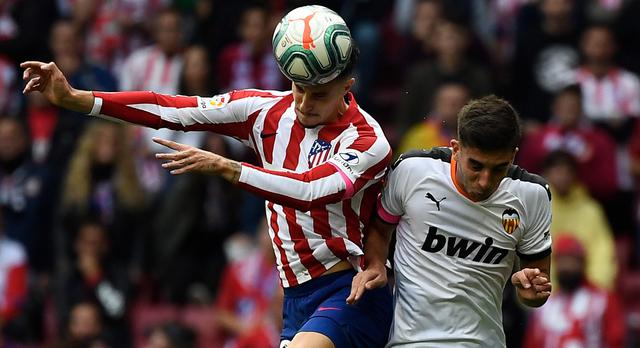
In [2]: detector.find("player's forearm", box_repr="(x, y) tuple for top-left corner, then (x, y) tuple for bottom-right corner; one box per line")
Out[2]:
(236, 162), (348, 211)
(59, 88), (94, 114)
(363, 218), (393, 269)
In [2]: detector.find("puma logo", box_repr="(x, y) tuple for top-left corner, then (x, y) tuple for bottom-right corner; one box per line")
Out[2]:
(288, 12), (317, 49)
(425, 192), (446, 211)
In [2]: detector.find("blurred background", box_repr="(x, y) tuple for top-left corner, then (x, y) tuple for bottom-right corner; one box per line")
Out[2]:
(0, 0), (639, 347)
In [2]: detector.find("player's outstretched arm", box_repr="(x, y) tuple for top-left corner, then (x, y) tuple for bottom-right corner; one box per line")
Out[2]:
(511, 255), (552, 307)
(153, 138), (241, 183)
(346, 216), (394, 305)
(21, 61), (94, 113)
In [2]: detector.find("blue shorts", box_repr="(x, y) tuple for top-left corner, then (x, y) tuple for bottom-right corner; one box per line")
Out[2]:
(281, 269), (393, 348)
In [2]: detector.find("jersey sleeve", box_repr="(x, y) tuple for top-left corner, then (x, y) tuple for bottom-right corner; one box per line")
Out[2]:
(517, 185), (552, 260)
(376, 161), (408, 225)
(90, 89), (289, 141)
(237, 133), (392, 212)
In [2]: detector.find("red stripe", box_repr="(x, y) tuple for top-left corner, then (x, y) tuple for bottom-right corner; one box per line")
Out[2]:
(348, 113), (377, 152)
(268, 202), (298, 286)
(230, 89), (283, 101)
(352, 150), (393, 192)
(98, 95), (168, 129)
(243, 161), (339, 183)
(342, 198), (362, 248)
(262, 95), (293, 164)
(310, 207), (347, 258)
(1, 264), (27, 320)
(238, 180), (345, 212)
(282, 207), (327, 278)
(154, 94), (199, 108)
(283, 118), (305, 170)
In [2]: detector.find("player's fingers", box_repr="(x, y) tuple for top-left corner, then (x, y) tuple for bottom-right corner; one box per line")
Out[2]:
(531, 276), (549, 285)
(155, 149), (192, 160)
(365, 274), (386, 290)
(20, 61), (47, 70)
(522, 268), (540, 279)
(536, 291), (551, 299)
(161, 155), (196, 170)
(152, 137), (190, 151)
(534, 283), (552, 293)
(23, 77), (41, 94)
(169, 161), (199, 175)
(512, 272), (531, 289)
(23, 67), (33, 80)
(347, 274), (366, 304)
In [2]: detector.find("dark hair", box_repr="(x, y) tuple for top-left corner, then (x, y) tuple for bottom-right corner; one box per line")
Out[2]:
(542, 150), (578, 173)
(457, 95), (521, 151)
(336, 40), (360, 81)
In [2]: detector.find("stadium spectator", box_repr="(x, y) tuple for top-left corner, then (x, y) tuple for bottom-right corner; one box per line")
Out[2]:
(542, 150), (617, 290)
(513, 0), (582, 123)
(397, 82), (469, 154)
(21, 6), (395, 347)
(55, 219), (131, 348)
(149, 133), (243, 304)
(574, 24), (640, 139)
(396, 19), (491, 133)
(143, 321), (196, 348)
(28, 19), (118, 166)
(50, 301), (112, 348)
(179, 46), (214, 97)
(0, 0), (58, 64)
(399, 0), (443, 64)
(518, 84), (618, 201)
(57, 120), (146, 282)
(0, 117), (54, 273)
(349, 95), (553, 346)
(524, 235), (625, 348)
(217, 4), (284, 92)
(0, 210), (28, 330)
(215, 219), (281, 348)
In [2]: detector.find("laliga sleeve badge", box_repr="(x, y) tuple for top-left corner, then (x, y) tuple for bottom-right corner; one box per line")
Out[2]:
(200, 94), (229, 109)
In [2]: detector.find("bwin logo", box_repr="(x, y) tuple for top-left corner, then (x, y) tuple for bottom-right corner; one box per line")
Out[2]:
(421, 227), (509, 264)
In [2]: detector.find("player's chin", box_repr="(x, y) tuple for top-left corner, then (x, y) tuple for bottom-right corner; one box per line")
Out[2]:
(297, 115), (322, 128)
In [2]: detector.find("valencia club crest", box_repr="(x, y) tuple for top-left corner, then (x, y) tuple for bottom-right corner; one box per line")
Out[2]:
(501, 208), (520, 234)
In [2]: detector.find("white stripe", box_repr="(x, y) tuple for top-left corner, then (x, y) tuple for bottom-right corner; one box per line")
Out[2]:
(90, 97), (103, 116)
(266, 203), (288, 287)
(272, 107), (295, 168)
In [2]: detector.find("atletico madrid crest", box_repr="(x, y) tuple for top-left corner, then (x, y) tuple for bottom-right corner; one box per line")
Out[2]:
(308, 139), (332, 168)
(501, 208), (520, 234)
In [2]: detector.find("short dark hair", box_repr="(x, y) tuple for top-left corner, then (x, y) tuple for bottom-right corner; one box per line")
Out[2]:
(336, 40), (360, 81)
(457, 95), (521, 151)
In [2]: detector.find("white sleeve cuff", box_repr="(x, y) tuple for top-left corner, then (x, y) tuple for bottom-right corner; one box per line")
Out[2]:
(89, 96), (103, 116)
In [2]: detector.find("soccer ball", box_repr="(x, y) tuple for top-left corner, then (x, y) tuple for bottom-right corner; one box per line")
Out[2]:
(272, 5), (353, 85)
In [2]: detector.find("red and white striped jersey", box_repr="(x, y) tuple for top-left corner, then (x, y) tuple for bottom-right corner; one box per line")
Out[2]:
(89, 89), (392, 287)
(574, 66), (640, 121)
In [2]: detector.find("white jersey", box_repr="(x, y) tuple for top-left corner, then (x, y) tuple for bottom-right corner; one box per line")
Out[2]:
(377, 148), (552, 347)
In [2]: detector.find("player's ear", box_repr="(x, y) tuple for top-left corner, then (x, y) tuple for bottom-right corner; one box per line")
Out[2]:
(343, 77), (355, 95)
(451, 139), (461, 160)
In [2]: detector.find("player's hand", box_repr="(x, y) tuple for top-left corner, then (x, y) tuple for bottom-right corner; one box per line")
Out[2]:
(153, 137), (241, 182)
(21, 61), (72, 105)
(511, 268), (551, 304)
(346, 262), (387, 305)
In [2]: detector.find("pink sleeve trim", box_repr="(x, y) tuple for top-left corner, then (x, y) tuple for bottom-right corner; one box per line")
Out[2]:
(328, 162), (355, 199)
(377, 195), (400, 224)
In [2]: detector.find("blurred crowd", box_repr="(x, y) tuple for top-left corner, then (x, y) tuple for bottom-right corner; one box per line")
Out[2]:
(1, 0), (640, 347)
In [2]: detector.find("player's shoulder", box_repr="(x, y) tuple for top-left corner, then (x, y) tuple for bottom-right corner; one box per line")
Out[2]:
(227, 89), (292, 101)
(503, 165), (552, 202)
(392, 147), (452, 170)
